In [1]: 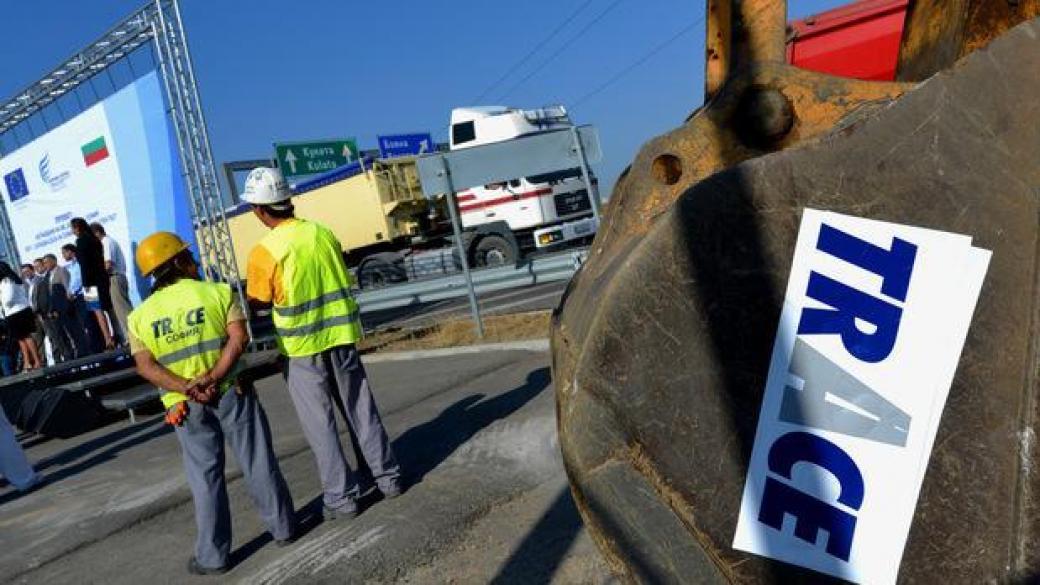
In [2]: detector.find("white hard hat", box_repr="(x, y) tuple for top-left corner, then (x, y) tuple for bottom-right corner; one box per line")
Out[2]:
(241, 167), (292, 206)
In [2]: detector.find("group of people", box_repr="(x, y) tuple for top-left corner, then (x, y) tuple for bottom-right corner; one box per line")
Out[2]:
(1, 168), (401, 576)
(0, 218), (135, 374)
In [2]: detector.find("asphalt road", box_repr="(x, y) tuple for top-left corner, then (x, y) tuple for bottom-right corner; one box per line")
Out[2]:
(0, 348), (610, 584)
(361, 280), (569, 331)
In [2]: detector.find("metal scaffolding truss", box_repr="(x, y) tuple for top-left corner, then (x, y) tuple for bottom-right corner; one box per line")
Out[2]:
(0, 0), (243, 295)
(0, 9), (153, 135)
(150, 0), (242, 287)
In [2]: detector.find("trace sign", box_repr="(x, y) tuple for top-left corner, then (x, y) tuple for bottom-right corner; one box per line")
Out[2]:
(732, 209), (991, 584)
(275, 139), (358, 179)
(377, 133), (434, 159)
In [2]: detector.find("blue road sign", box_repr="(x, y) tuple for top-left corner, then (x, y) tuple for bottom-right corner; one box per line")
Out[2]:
(377, 133), (435, 158)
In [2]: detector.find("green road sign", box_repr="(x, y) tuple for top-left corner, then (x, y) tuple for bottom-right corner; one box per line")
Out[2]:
(274, 139), (358, 178)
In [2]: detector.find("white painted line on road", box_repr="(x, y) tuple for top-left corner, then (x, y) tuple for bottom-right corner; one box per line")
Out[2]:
(362, 339), (550, 363)
(246, 526), (387, 585)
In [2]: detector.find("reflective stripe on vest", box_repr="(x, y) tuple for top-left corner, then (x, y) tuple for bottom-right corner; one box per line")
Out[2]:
(258, 219), (363, 357)
(273, 287), (352, 318)
(126, 279), (235, 408)
(276, 310), (360, 338)
(156, 337), (226, 366)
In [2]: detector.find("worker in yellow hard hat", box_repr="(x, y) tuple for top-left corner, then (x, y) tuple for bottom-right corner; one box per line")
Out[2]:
(242, 167), (401, 520)
(126, 231), (296, 575)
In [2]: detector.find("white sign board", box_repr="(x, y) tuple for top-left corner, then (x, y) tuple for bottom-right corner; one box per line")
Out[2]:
(0, 71), (193, 304)
(732, 209), (990, 584)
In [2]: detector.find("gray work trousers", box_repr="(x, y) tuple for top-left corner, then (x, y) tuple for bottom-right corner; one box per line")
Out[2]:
(174, 389), (295, 569)
(108, 272), (133, 344)
(285, 344), (400, 511)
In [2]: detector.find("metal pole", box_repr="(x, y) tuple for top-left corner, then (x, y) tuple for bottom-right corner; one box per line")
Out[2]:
(151, 18), (210, 280)
(438, 157), (484, 338)
(571, 126), (601, 225)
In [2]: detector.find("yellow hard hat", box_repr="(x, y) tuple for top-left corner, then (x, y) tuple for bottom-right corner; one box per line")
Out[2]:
(136, 232), (190, 276)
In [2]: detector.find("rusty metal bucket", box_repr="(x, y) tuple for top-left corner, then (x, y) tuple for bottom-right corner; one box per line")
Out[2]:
(551, 1), (1040, 582)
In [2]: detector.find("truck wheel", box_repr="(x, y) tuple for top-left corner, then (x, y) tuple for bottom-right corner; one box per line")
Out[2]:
(474, 235), (516, 267)
(357, 254), (406, 289)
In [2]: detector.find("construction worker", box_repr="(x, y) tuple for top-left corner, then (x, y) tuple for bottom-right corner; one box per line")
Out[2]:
(241, 167), (401, 520)
(127, 232), (295, 575)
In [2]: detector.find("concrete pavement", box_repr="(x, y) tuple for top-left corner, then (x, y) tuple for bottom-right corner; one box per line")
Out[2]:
(0, 348), (610, 584)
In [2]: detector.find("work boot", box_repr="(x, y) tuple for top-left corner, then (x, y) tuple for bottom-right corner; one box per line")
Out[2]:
(187, 557), (228, 576)
(322, 502), (359, 521)
(380, 482), (404, 499)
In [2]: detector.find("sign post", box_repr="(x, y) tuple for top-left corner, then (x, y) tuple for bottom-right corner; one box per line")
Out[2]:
(274, 139), (358, 179)
(570, 126), (601, 226)
(416, 126), (602, 337)
(438, 157), (484, 338)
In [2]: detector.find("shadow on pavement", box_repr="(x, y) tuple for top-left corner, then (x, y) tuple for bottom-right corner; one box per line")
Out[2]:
(394, 367), (551, 484)
(488, 485), (585, 585)
(0, 417), (172, 507)
(231, 494), (326, 567)
(34, 416), (166, 472)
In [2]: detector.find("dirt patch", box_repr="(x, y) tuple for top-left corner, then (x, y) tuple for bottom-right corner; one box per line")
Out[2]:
(359, 311), (551, 354)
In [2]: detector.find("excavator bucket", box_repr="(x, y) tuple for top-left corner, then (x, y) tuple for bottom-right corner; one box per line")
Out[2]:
(551, 0), (1040, 582)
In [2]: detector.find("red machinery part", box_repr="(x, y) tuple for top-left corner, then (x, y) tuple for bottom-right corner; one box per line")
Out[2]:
(787, 0), (909, 81)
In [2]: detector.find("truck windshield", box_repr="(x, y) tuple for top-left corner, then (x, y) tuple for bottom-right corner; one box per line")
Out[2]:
(452, 121), (476, 146)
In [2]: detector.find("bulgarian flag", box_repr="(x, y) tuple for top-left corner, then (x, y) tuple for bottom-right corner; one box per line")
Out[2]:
(81, 136), (110, 166)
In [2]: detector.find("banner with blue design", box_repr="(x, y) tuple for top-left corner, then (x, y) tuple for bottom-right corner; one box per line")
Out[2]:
(0, 71), (193, 304)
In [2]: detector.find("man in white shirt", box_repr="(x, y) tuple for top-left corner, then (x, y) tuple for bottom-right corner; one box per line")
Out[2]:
(61, 245), (84, 296)
(43, 254), (85, 359)
(60, 245), (97, 355)
(92, 223), (133, 347)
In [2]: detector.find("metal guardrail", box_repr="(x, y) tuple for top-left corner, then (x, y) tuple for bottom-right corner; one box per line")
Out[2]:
(356, 248), (587, 313)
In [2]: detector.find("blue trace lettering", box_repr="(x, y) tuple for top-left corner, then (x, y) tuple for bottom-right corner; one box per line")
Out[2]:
(798, 273), (903, 363)
(815, 223), (917, 302)
(797, 222), (918, 363)
(758, 431), (865, 561)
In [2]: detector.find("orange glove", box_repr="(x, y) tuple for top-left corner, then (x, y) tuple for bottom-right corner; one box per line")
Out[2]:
(165, 401), (189, 426)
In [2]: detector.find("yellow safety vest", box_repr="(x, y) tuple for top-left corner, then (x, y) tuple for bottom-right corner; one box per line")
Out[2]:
(258, 219), (362, 358)
(127, 279), (236, 408)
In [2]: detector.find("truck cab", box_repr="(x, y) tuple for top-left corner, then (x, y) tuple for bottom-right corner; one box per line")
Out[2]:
(449, 105), (598, 262)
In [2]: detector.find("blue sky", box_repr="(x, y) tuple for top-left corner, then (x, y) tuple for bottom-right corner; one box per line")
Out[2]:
(0, 0), (849, 198)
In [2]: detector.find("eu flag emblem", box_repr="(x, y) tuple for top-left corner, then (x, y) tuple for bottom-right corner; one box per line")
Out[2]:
(3, 169), (29, 202)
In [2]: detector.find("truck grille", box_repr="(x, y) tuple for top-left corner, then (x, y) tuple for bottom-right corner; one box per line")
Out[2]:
(554, 189), (591, 216)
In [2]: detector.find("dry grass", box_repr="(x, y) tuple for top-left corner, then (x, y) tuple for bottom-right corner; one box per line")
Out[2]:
(358, 311), (551, 354)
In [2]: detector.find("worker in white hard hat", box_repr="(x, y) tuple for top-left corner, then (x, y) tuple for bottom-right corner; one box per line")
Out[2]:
(241, 167), (401, 520)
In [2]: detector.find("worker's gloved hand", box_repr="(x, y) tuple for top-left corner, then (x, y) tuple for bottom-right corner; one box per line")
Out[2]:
(185, 374), (218, 404)
(164, 401), (189, 426)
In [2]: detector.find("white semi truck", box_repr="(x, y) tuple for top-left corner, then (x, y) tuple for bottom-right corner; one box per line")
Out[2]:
(448, 104), (599, 266)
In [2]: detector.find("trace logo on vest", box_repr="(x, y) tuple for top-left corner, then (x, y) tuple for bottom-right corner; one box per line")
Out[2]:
(152, 306), (207, 344)
(733, 209), (991, 584)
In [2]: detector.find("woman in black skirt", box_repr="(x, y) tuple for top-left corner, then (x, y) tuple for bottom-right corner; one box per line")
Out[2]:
(0, 262), (41, 371)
